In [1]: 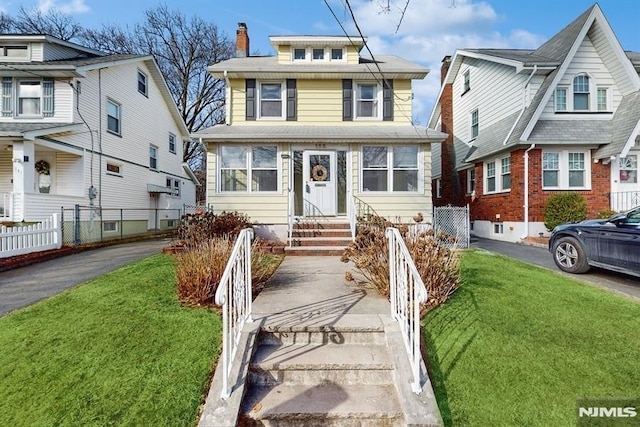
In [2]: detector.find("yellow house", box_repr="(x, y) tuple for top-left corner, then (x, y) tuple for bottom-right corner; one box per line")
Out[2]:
(193, 24), (447, 244)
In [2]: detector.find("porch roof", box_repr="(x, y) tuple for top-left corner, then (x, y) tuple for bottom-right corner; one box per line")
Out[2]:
(0, 122), (83, 139)
(192, 125), (447, 144)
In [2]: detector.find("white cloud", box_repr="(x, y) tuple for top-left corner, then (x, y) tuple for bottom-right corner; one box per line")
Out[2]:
(343, 0), (547, 122)
(37, 0), (89, 14)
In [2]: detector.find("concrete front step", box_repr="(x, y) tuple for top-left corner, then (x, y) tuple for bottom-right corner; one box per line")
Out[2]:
(291, 229), (352, 238)
(284, 246), (347, 256)
(258, 329), (386, 346)
(293, 221), (351, 230)
(239, 383), (404, 427)
(248, 343), (394, 386)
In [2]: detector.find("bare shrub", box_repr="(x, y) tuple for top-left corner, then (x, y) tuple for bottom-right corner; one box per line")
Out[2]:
(341, 217), (460, 313)
(177, 211), (252, 248)
(174, 237), (283, 307)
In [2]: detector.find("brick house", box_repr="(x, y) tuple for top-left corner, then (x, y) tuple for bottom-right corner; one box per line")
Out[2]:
(428, 3), (640, 242)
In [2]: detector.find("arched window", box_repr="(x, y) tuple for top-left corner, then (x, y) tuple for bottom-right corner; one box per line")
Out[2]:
(573, 75), (589, 110)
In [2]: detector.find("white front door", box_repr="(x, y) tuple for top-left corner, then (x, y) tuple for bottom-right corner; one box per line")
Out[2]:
(303, 150), (336, 216)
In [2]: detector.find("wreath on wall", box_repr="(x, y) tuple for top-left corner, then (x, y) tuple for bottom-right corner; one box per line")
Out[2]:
(312, 164), (328, 181)
(35, 160), (50, 175)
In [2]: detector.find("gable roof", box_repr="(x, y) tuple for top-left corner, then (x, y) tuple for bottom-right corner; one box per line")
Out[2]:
(594, 90), (640, 159)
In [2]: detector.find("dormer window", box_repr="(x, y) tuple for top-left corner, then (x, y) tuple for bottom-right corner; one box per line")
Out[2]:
(331, 48), (343, 60)
(293, 48), (306, 60)
(1, 45), (28, 59)
(573, 75), (589, 110)
(312, 48), (324, 60)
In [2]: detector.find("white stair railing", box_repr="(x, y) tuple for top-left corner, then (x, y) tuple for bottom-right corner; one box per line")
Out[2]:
(288, 190), (295, 247)
(214, 228), (254, 400)
(348, 190), (356, 241)
(386, 227), (428, 394)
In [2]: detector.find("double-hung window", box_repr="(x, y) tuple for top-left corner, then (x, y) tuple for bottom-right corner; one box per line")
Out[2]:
(17, 80), (41, 116)
(485, 156), (510, 193)
(356, 83), (378, 118)
(555, 88), (567, 111)
(501, 157), (511, 190)
(137, 70), (148, 96)
(259, 82), (283, 118)
(463, 70), (470, 93)
(471, 109), (479, 139)
(166, 177), (180, 196)
(467, 168), (475, 194)
(361, 145), (420, 192)
(149, 145), (158, 170)
(220, 145), (278, 192)
(107, 99), (121, 135)
(169, 133), (176, 154)
(543, 150), (590, 189)
(486, 161), (496, 192)
(597, 88), (608, 111)
(573, 75), (589, 110)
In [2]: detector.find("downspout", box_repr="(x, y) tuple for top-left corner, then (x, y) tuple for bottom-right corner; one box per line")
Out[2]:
(522, 143), (536, 240)
(518, 66), (538, 241)
(224, 70), (231, 125)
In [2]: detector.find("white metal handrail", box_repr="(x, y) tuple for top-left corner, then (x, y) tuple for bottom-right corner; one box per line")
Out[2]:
(288, 190), (295, 247)
(386, 227), (428, 394)
(214, 228), (254, 400)
(347, 190), (356, 241)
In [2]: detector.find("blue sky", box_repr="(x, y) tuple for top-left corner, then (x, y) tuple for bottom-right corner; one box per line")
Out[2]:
(2, 0), (638, 122)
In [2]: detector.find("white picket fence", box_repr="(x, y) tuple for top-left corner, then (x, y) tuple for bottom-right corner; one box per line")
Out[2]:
(0, 214), (62, 258)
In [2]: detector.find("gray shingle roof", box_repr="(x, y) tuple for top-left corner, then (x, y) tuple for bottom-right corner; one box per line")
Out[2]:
(193, 124), (447, 142)
(595, 90), (640, 159)
(208, 55), (428, 78)
(45, 54), (146, 67)
(528, 120), (612, 144)
(463, 49), (559, 67)
(534, 5), (595, 61)
(0, 122), (80, 136)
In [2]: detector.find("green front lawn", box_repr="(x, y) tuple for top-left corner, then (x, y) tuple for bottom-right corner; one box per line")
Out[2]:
(425, 250), (640, 426)
(0, 254), (220, 427)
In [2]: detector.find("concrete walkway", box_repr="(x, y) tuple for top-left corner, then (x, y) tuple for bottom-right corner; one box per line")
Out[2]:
(0, 238), (170, 316)
(199, 256), (442, 426)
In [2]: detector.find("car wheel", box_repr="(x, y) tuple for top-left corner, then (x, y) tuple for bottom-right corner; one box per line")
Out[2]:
(553, 236), (590, 274)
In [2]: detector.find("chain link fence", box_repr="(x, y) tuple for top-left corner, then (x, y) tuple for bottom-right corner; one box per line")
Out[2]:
(433, 205), (470, 249)
(60, 204), (213, 247)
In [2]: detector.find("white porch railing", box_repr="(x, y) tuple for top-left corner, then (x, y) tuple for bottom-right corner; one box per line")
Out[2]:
(386, 227), (428, 394)
(610, 191), (640, 212)
(288, 190), (295, 248)
(0, 213), (62, 258)
(214, 228), (254, 400)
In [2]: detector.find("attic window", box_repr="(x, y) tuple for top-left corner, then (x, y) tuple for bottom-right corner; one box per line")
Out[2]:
(293, 48), (306, 60)
(331, 48), (343, 60)
(1, 45), (28, 59)
(573, 75), (589, 110)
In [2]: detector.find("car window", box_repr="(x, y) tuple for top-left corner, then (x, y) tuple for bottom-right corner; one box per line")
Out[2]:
(626, 207), (640, 224)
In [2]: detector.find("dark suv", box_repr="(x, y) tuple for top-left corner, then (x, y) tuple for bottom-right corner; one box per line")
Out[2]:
(549, 206), (640, 277)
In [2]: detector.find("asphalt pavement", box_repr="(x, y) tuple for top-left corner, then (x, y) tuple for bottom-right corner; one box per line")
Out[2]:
(473, 237), (640, 300)
(0, 238), (171, 317)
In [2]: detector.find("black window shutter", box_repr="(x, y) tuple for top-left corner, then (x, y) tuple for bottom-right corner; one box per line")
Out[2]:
(286, 79), (297, 121)
(342, 79), (353, 121)
(246, 79), (256, 120)
(383, 79), (393, 121)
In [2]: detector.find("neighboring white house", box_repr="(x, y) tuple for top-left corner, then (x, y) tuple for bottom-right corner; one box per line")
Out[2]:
(0, 34), (198, 233)
(194, 24), (446, 242)
(428, 3), (640, 242)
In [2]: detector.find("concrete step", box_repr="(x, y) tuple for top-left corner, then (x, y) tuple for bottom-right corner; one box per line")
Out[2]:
(290, 237), (353, 247)
(284, 246), (347, 256)
(239, 383), (404, 426)
(248, 343), (394, 386)
(293, 221), (351, 230)
(258, 324), (386, 346)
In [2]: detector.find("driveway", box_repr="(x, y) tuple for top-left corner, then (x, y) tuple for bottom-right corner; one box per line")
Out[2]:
(0, 238), (170, 317)
(473, 238), (640, 300)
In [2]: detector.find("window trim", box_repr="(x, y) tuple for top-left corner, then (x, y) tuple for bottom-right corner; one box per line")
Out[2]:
(149, 144), (158, 171)
(103, 221), (118, 232)
(466, 168), (475, 195)
(462, 69), (470, 94)
(330, 48), (344, 61)
(597, 87), (609, 112)
(573, 74), (590, 111)
(360, 145), (422, 193)
(0, 44), (29, 61)
(555, 87), (567, 112)
(354, 82), (381, 120)
(218, 145), (280, 194)
(16, 79), (42, 117)
(106, 98), (121, 136)
(292, 48), (306, 61)
(106, 162), (122, 176)
(312, 48), (325, 60)
(542, 149), (591, 190)
(470, 108), (479, 140)
(258, 81), (285, 119)
(166, 177), (180, 197)
(484, 155), (511, 194)
(137, 69), (148, 97)
(168, 132), (176, 154)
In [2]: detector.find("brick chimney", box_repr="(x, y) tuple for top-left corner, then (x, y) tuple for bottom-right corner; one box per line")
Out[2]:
(236, 22), (249, 58)
(441, 55), (451, 85)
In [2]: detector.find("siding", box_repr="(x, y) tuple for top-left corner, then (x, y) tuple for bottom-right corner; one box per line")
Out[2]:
(55, 152), (84, 197)
(453, 58), (526, 142)
(0, 151), (11, 194)
(230, 78), (414, 125)
(277, 45), (290, 63)
(587, 21), (636, 96)
(42, 43), (86, 61)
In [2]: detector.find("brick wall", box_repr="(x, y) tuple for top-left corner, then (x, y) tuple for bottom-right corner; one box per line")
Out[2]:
(470, 148), (611, 223)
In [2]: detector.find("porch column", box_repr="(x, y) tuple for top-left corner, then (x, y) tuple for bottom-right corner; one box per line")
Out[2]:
(12, 141), (35, 194)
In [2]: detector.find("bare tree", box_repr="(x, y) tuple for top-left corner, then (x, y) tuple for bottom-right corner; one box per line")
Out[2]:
(11, 6), (83, 41)
(81, 5), (233, 165)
